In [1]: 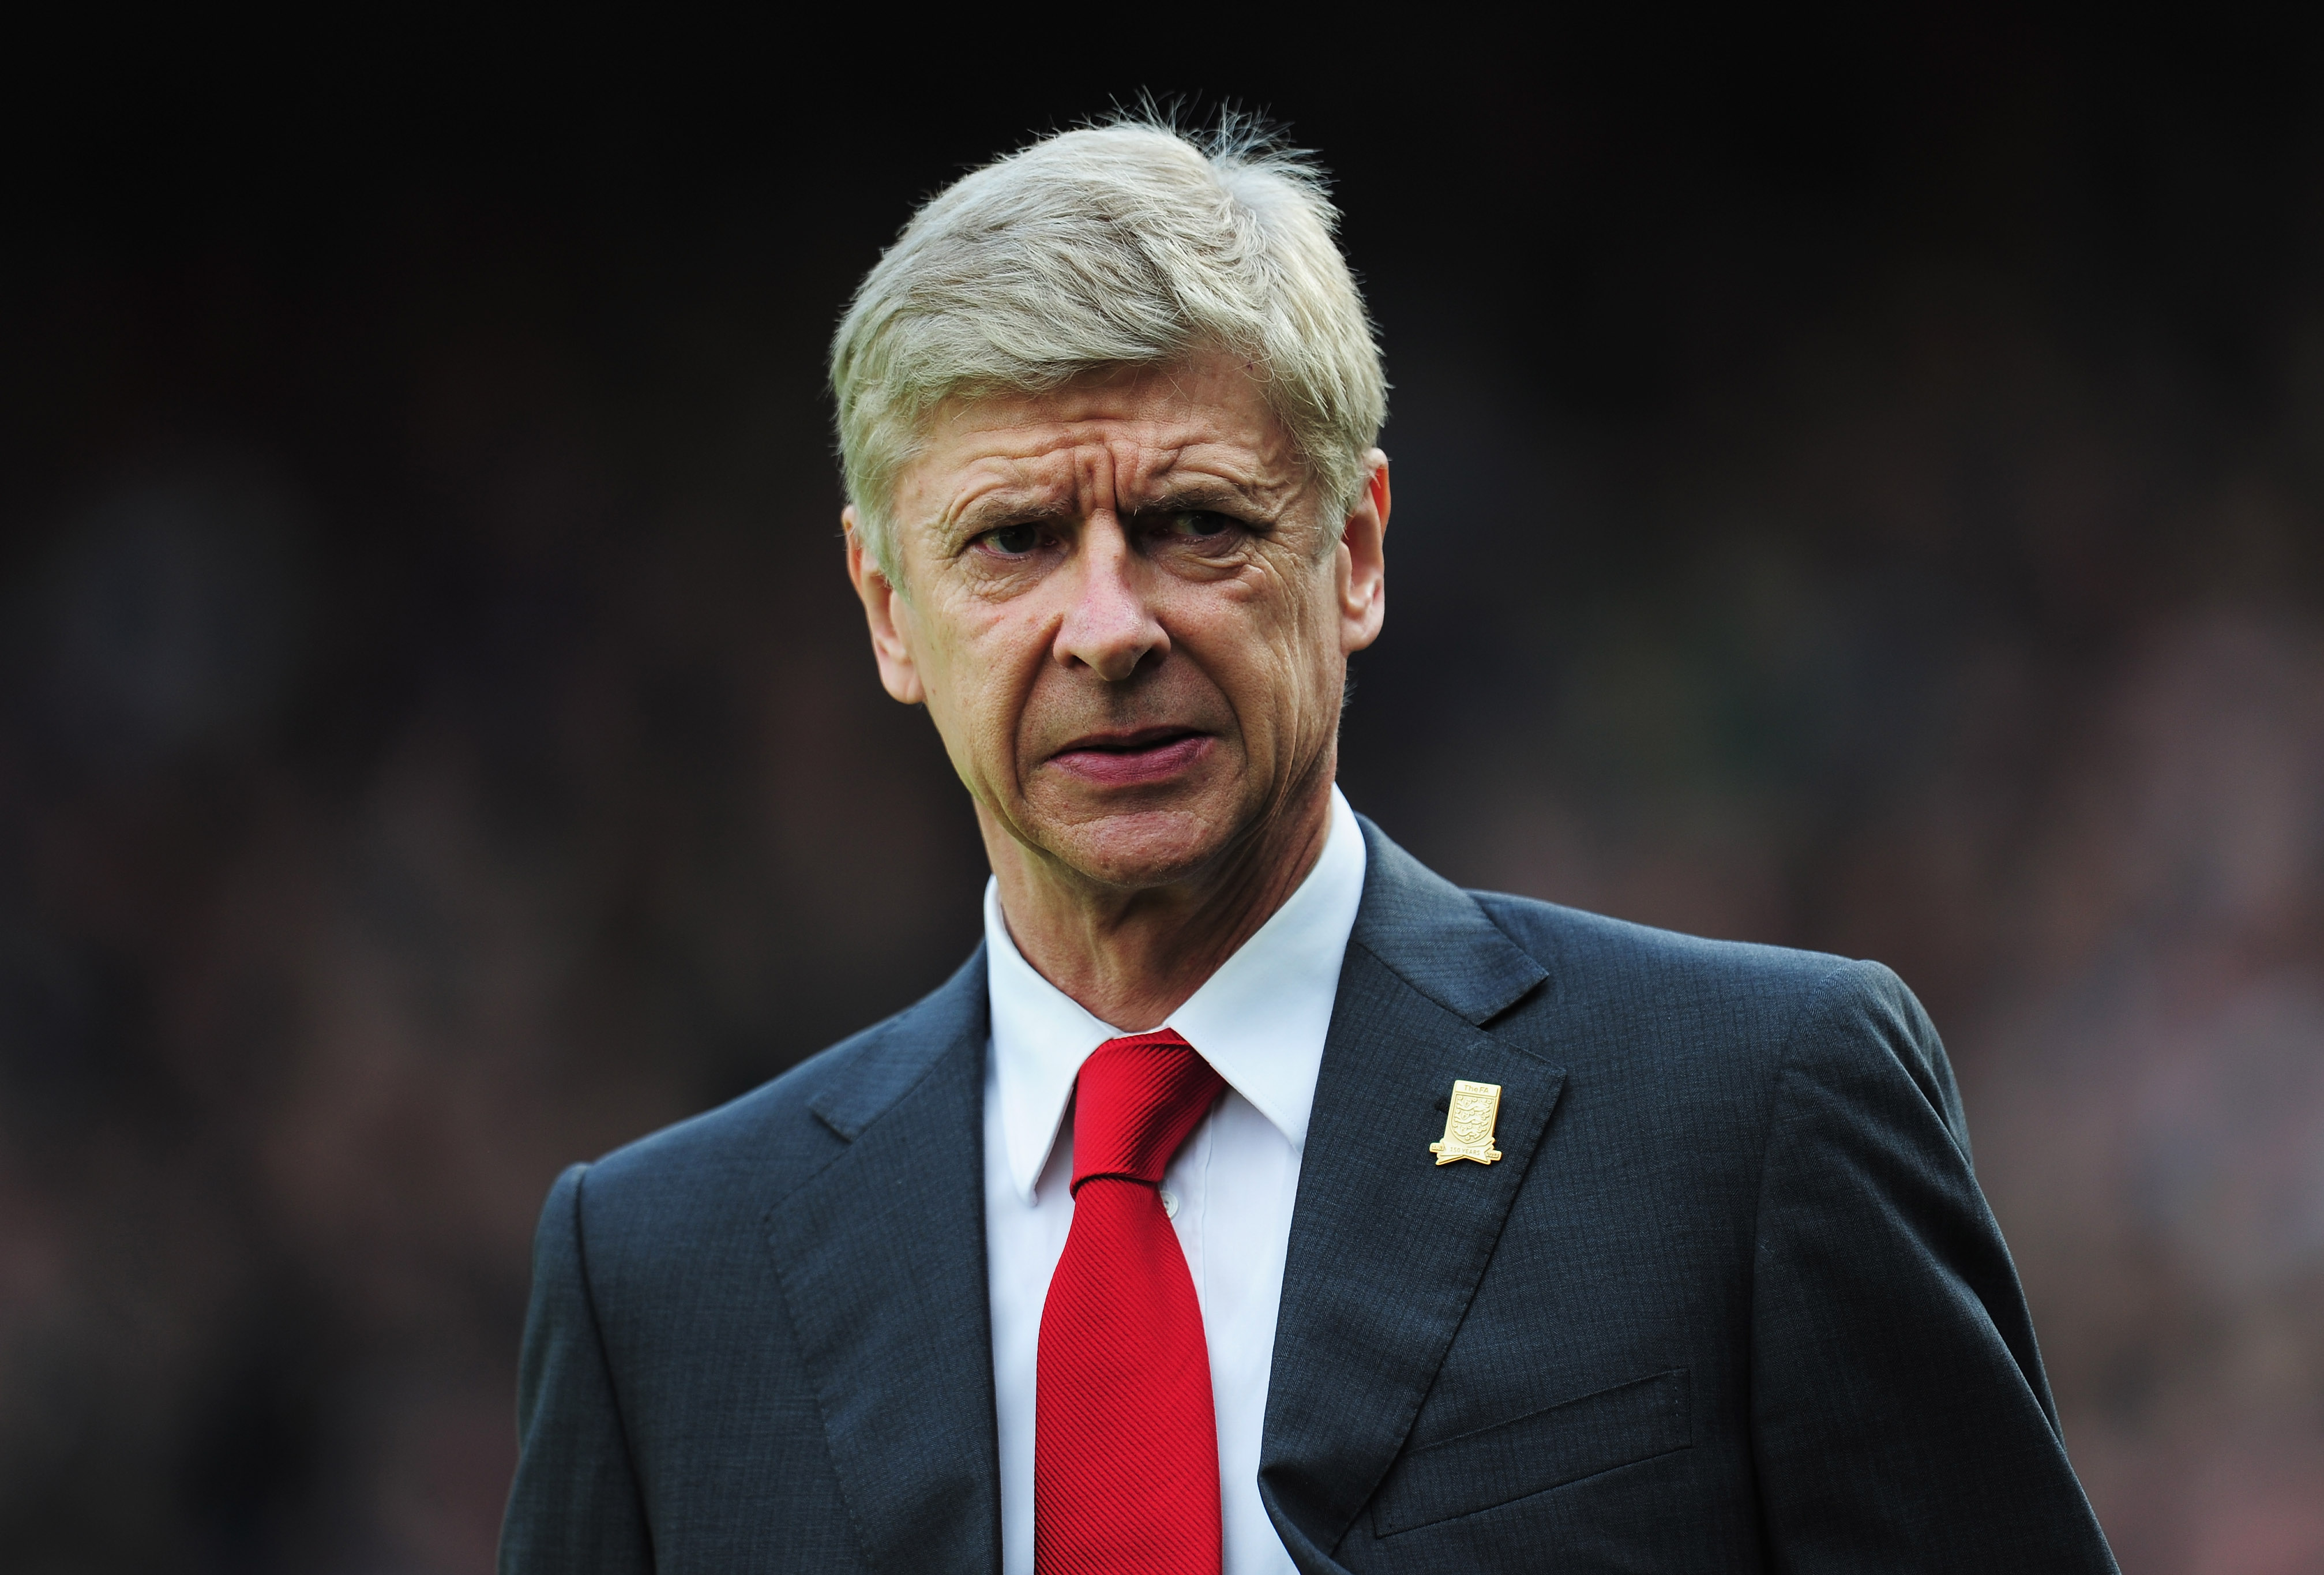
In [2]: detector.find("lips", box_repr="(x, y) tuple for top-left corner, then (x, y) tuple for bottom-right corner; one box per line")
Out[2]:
(1047, 727), (1212, 787)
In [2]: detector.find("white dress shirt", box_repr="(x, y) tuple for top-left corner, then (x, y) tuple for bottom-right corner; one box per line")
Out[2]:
(983, 785), (1367, 1575)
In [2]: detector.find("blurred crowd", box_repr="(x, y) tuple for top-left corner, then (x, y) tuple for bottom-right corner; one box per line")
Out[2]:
(3, 28), (2320, 1574)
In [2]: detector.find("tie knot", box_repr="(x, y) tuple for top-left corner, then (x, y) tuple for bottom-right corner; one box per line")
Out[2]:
(1069, 1029), (1226, 1194)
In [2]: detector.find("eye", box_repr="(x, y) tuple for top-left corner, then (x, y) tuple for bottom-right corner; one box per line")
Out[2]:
(975, 522), (1047, 558)
(1151, 509), (1241, 545)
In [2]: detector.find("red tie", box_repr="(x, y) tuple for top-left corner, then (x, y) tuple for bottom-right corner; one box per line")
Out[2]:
(1036, 1029), (1227, 1575)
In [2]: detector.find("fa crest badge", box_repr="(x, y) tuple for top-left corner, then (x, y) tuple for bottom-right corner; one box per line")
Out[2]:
(1430, 1079), (1504, 1165)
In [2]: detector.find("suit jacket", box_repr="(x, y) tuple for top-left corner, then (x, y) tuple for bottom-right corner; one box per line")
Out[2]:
(500, 819), (2117, 1573)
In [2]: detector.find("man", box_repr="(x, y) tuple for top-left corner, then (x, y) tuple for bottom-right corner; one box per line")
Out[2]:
(500, 121), (2118, 1574)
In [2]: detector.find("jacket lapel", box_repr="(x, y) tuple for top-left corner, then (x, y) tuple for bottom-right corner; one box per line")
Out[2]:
(763, 951), (1001, 1575)
(1260, 822), (1565, 1570)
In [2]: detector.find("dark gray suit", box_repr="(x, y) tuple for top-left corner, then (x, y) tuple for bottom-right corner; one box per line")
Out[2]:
(501, 820), (2116, 1572)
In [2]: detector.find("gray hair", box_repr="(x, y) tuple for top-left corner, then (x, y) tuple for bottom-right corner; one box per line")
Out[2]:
(829, 116), (1387, 579)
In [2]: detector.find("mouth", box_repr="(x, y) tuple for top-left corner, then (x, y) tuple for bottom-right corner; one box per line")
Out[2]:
(1047, 726), (1213, 787)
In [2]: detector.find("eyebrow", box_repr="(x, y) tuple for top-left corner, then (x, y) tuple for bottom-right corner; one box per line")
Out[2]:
(1125, 479), (1269, 516)
(958, 480), (1264, 527)
(944, 471), (1278, 542)
(949, 495), (1075, 536)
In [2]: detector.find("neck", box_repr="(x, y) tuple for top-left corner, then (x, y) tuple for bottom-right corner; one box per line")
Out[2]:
(983, 775), (1338, 1032)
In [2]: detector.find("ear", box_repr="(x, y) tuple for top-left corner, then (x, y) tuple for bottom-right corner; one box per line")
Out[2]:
(1336, 451), (1390, 654)
(844, 507), (926, 705)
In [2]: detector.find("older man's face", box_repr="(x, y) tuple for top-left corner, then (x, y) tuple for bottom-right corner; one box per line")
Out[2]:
(848, 351), (1388, 890)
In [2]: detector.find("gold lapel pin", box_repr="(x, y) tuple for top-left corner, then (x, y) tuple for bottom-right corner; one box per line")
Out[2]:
(1430, 1079), (1504, 1165)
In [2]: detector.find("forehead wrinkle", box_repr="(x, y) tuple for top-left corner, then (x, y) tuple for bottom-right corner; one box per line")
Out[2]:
(914, 395), (1302, 532)
(936, 459), (1058, 532)
(1072, 437), (1124, 518)
(1139, 441), (1302, 518)
(1121, 420), (1300, 499)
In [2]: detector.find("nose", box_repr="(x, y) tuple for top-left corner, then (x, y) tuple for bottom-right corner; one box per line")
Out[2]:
(1053, 519), (1168, 682)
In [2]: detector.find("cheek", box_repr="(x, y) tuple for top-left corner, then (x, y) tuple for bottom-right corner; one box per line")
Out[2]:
(928, 602), (1049, 758)
(1253, 567), (1347, 679)
(1196, 592), (1341, 752)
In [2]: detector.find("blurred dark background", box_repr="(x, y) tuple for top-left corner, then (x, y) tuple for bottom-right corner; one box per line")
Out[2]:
(5, 17), (2323, 1573)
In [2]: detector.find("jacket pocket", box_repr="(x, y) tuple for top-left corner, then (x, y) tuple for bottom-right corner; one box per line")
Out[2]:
(1371, 1368), (1692, 1536)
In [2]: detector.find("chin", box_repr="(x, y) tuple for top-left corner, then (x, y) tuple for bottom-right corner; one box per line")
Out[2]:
(1038, 805), (1241, 890)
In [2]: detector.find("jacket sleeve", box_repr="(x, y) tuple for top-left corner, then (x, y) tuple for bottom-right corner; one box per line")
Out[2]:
(499, 1163), (654, 1574)
(1749, 961), (2117, 1572)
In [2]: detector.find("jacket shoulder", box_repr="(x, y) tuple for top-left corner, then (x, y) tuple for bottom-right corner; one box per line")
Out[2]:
(1467, 888), (1957, 1141)
(576, 948), (987, 1237)
(1467, 888), (1853, 1003)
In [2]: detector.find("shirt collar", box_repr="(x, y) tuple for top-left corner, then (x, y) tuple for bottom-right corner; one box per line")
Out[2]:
(985, 785), (1368, 1204)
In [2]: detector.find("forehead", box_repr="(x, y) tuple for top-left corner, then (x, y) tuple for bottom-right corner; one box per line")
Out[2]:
(899, 353), (1301, 516)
